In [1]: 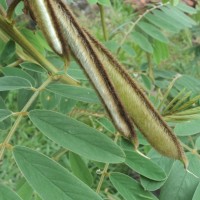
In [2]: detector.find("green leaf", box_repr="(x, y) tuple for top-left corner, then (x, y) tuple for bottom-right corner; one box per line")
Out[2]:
(177, 2), (197, 15)
(87, 0), (98, 4)
(145, 13), (179, 33)
(125, 150), (166, 181)
(40, 90), (60, 110)
(137, 22), (168, 43)
(195, 136), (200, 150)
(20, 62), (47, 74)
(0, 76), (32, 91)
(0, 0), (7, 9)
(96, 117), (116, 133)
(0, 184), (23, 200)
(0, 40), (16, 65)
(140, 149), (174, 191)
(46, 84), (100, 104)
(174, 120), (200, 136)
(16, 178), (33, 200)
(0, 97), (11, 130)
(2, 67), (36, 86)
(69, 152), (93, 186)
(160, 154), (200, 200)
(193, 182), (200, 200)
(110, 173), (158, 200)
(59, 98), (77, 114)
(0, 109), (12, 122)
(131, 31), (153, 53)
(13, 146), (103, 200)
(28, 110), (125, 163)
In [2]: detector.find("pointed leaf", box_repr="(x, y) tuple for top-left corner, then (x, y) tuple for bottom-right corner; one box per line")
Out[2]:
(110, 173), (158, 200)
(13, 146), (103, 200)
(69, 152), (93, 186)
(125, 150), (166, 181)
(47, 84), (100, 104)
(0, 184), (23, 200)
(137, 22), (168, 43)
(160, 154), (200, 200)
(0, 76), (32, 91)
(28, 110), (125, 163)
(131, 31), (153, 53)
(193, 182), (200, 200)
(0, 109), (12, 122)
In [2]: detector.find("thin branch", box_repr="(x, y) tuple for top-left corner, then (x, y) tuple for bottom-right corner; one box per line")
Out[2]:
(7, 0), (22, 20)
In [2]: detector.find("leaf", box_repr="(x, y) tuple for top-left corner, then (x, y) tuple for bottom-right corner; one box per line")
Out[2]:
(131, 31), (153, 53)
(59, 98), (77, 114)
(160, 154), (200, 200)
(20, 62), (47, 74)
(195, 136), (200, 150)
(69, 152), (93, 186)
(140, 150), (174, 191)
(0, 97), (11, 130)
(0, 109), (12, 122)
(0, 76), (32, 91)
(110, 173), (158, 200)
(28, 110), (125, 163)
(145, 13), (179, 33)
(13, 146), (103, 200)
(0, 0), (7, 9)
(192, 182), (200, 200)
(2, 67), (36, 86)
(98, 0), (111, 6)
(0, 40), (16, 65)
(174, 120), (200, 136)
(40, 90), (60, 110)
(87, 0), (98, 4)
(0, 184), (23, 200)
(16, 178), (33, 200)
(137, 22), (168, 43)
(96, 117), (116, 133)
(177, 2), (197, 15)
(125, 150), (166, 181)
(46, 84), (100, 104)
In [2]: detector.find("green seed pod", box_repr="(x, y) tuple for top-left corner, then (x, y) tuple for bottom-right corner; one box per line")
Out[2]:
(26, 0), (188, 167)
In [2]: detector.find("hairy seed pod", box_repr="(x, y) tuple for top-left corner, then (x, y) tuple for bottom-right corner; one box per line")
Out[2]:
(26, 0), (188, 167)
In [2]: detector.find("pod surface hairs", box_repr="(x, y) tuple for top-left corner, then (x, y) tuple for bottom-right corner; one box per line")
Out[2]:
(25, 0), (188, 167)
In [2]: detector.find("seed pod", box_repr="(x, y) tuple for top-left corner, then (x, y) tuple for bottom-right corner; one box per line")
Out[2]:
(25, 0), (188, 167)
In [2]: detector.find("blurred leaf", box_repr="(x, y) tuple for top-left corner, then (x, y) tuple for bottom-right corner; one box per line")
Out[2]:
(0, 184), (23, 200)
(2, 67), (36, 86)
(69, 152), (93, 186)
(28, 110), (125, 163)
(0, 76), (32, 91)
(0, 109), (12, 122)
(40, 90), (60, 110)
(192, 182), (200, 200)
(16, 178), (33, 200)
(177, 2), (197, 14)
(195, 136), (200, 150)
(132, 31), (153, 53)
(125, 150), (166, 181)
(160, 154), (200, 200)
(0, 0), (7, 9)
(141, 74), (152, 91)
(59, 97), (77, 114)
(87, 0), (98, 4)
(47, 84), (100, 104)
(0, 40), (16, 65)
(96, 117), (116, 133)
(137, 22), (168, 43)
(141, 149), (174, 191)
(98, 0), (111, 6)
(110, 173), (158, 200)
(0, 97), (11, 130)
(13, 146), (103, 200)
(20, 62), (47, 74)
(174, 120), (200, 136)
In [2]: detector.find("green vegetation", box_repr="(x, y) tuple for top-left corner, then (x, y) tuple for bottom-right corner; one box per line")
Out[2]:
(0, 0), (200, 199)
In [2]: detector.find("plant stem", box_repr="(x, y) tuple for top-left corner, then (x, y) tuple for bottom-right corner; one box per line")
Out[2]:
(117, 3), (167, 54)
(0, 4), (6, 17)
(98, 3), (108, 41)
(0, 15), (78, 86)
(0, 77), (52, 161)
(96, 133), (120, 193)
(146, 52), (154, 82)
(7, 0), (21, 20)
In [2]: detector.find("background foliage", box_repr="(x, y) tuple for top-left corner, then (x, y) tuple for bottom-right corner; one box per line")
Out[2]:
(0, 0), (200, 199)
